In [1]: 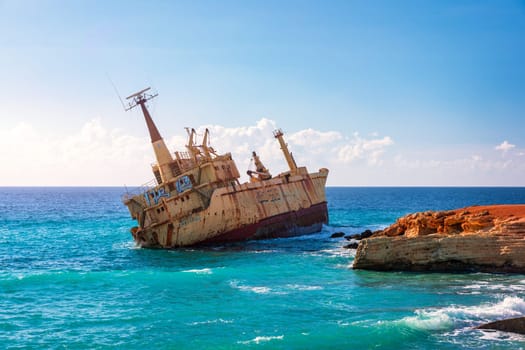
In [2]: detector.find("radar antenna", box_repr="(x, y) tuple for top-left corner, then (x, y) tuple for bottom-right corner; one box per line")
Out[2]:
(125, 87), (158, 111)
(125, 87), (162, 143)
(124, 86), (173, 184)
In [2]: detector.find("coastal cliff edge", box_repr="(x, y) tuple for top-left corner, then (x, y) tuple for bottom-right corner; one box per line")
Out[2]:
(353, 205), (525, 273)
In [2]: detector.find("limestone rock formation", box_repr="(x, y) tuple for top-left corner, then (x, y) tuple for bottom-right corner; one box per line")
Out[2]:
(353, 205), (525, 273)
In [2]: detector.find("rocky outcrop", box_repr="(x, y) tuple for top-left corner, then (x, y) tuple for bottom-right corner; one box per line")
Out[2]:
(476, 316), (525, 334)
(353, 205), (525, 273)
(330, 232), (345, 238)
(343, 242), (359, 249)
(344, 229), (375, 241)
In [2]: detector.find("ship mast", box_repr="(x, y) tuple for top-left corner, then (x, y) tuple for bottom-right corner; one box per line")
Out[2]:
(126, 87), (174, 183)
(273, 129), (298, 173)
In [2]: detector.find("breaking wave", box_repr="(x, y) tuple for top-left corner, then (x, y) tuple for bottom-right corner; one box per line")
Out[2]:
(237, 335), (284, 344)
(188, 318), (233, 326)
(229, 280), (324, 294)
(462, 282), (525, 294)
(229, 280), (274, 294)
(182, 268), (213, 274)
(285, 284), (323, 291)
(397, 296), (525, 331)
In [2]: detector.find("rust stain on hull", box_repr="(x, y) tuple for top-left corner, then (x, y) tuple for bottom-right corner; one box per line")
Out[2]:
(201, 202), (328, 245)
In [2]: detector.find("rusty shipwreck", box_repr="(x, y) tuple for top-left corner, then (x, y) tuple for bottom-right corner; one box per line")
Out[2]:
(122, 88), (329, 248)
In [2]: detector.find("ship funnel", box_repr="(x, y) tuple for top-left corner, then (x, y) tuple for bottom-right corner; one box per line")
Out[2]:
(126, 88), (174, 183)
(273, 129), (297, 173)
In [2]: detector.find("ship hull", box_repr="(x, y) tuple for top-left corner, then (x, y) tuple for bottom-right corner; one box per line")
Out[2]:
(130, 169), (329, 248)
(200, 202), (328, 245)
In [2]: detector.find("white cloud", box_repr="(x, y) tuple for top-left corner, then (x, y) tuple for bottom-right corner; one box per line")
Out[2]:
(288, 128), (342, 147)
(0, 118), (395, 186)
(194, 120), (394, 181)
(389, 145), (525, 186)
(0, 119), (152, 186)
(495, 140), (515, 153)
(337, 135), (394, 165)
(393, 154), (513, 171)
(194, 118), (282, 179)
(1, 118), (523, 186)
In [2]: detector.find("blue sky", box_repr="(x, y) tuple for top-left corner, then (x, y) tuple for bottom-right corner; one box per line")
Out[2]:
(1, 0), (524, 186)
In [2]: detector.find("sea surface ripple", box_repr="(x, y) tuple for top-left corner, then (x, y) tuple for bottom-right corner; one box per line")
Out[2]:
(1, 187), (525, 349)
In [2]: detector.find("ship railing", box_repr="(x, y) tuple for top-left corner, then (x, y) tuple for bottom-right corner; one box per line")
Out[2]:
(121, 179), (157, 201)
(177, 151), (192, 160)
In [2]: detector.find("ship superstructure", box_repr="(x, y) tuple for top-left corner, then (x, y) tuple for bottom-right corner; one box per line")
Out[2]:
(122, 88), (329, 248)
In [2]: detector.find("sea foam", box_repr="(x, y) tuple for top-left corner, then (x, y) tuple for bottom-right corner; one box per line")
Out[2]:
(229, 280), (273, 294)
(188, 318), (233, 326)
(285, 284), (323, 291)
(237, 335), (284, 344)
(398, 296), (525, 331)
(182, 268), (213, 274)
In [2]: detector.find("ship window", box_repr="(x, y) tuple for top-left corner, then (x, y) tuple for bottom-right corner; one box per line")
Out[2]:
(153, 170), (162, 184)
(156, 209), (160, 213)
(186, 195), (190, 200)
(181, 197), (185, 202)
(222, 165), (225, 170)
(169, 162), (181, 177)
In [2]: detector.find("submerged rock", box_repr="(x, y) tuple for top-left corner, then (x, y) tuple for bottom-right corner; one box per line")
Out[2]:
(353, 205), (525, 273)
(360, 229), (374, 239)
(330, 232), (345, 238)
(476, 316), (525, 335)
(344, 229), (375, 241)
(343, 242), (359, 249)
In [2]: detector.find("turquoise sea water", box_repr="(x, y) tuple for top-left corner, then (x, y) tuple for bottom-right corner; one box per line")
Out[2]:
(1, 187), (525, 349)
